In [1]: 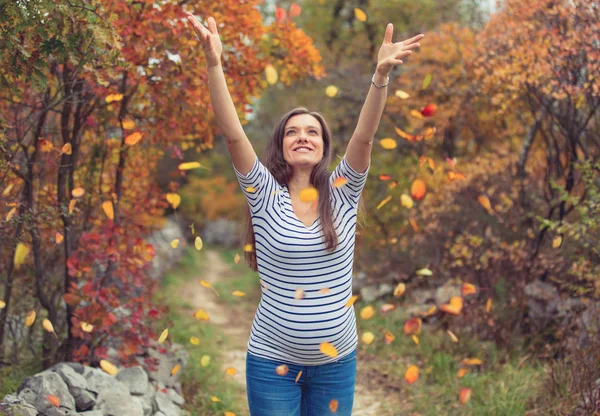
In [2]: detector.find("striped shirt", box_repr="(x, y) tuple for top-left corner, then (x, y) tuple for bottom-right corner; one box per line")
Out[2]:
(233, 152), (370, 366)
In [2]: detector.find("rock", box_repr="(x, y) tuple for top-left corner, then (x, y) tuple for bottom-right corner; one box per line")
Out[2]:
(17, 372), (75, 414)
(0, 394), (38, 416)
(75, 411), (103, 416)
(410, 289), (435, 305)
(53, 363), (88, 390)
(94, 386), (144, 416)
(435, 283), (461, 306)
(116, 366), (149, 396)
(359, 283), (393, 303)
(524, 280), (558, 301)
(166, 388), (185, 406)
(155, 391), (181, 416)
(85, 368), (127, 395)
(63, 363), (85, 375)
(202, 218), (241, 247)
(144, 343), (188, 387)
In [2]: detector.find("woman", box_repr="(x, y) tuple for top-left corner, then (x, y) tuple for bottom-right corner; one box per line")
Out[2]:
(186, 12), (423, 416)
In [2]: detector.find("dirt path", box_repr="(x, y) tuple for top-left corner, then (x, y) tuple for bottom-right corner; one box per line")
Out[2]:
(177, 249), (389, 416)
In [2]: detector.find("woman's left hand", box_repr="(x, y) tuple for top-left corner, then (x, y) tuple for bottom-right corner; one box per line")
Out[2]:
(376, 24), (424, 76)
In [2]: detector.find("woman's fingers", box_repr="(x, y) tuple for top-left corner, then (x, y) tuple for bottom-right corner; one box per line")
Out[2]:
(207, 16), (219, 35)
(403, 33), (425, 45)
(186, 13), (211, 40)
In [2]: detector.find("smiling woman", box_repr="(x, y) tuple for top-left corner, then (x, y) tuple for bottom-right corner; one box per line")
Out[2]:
(186, 9), (423, 416)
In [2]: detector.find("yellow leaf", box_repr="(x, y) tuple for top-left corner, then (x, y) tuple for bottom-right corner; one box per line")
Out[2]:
(552, 236), (562, 248)
(405, 365), (419, 383)
(211, 396), (221, 402)
(410, 109), (424, 119)
(25, 310), (36, 326)
(345, 295), (359, 307)
(60, 143), (72, 155)
(461, 283), (476, 296)
(14, 243), (30, 269)
(225, 367), (237, 376)
(320, 342), (338, 357)
(360, 305), (374, 320)
(170, 364), (181, 376)
(178, 162), (201, 170)
(325, 85), (339, 97)
(69, 199), (76, 214)
(190, 336), (200, 345)
(193, 309), (209, 321)
(122, 119), (135, 129)
(232, 291), (246, 297)
(158, 328), (169, 343)
(102, 201), (114, 220)
(170, 239), (179, 248)
(234, 253), (241, 264)
(400, 194), (414, 209)
(194, 236), (203, 251)
(422, 74), (432, 89)
(71, 187), (85, 198)
(243, 243), (254, 252)
(2, 183), (14, 196)
(299, 187), (318, 202)
(458, 368), (469, 378)
(394, 282), (406, 297)
(105, 93), (123, 103)
(125, 132), (143, 146)
(447, 330), (459, 343)
(42, 319), (55, 334)
(395, 90), (410, 99)
(166, 193), (181, 209)
(379, 138), (397, 149)
(295, 370), (302, 383)
(0, 300), (5, 309)
(6, 207), (16, 221)
(384, 331), (395, 344)
(225, 412), (236, 416)
(354, 7), (367, 21)
(55, 232), (64, 244)
(415, 267), (433, 276)
(412, 335), (419, 345)
(486, 298), (493, 313)
(245, 186), (256, 193)
(81, 322), (94, 332)
(200, 355), (211, 367)
(478, 195), (493, 212)
(333, 176), (347, 188)
(99, 359), (119, 375)
(377, 195), (392, 210)
(200, 280), (212, 288)
(265, 64), (278, 85)
(462, 358), (482, 366)
(362, 331), (375, 344)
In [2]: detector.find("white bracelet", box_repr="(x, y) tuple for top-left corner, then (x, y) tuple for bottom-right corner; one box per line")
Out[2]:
(371, 73), (389, 88)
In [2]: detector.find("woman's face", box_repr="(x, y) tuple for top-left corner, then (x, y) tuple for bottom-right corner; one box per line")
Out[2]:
(282, 114), (324, 168)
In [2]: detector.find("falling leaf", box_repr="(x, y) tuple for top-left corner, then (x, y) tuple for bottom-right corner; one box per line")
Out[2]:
(245, 186), (256, 193)
(362, 331), (375, 345)
(25, 310), (36, 327)
(395, 126), (416, 141)
(478, 195), (493, 212)
(333, 177), (348, 188)
(81, 322), (94, 332)
(448, 171), (466, 181)
(225, 367), (237, 376)
(99, 359), (119, 375)
(0, 300), (5, 310)
(354, 7), (367, 21)
(158, 328), (169, 343)
(122, 119), (135, 129)
(462, 358), (482, 366)
(170, 364), (181, 376)
(379, 138), (397, 149)
(42, 319), (57, 338)
(200, 280), (212, 288)
(441, 296), (464, 315)
(275, 364), (289, 376)
(125, 132), (143, 146)
(395, 90), (410, 99)
(420, 305), (437, 317)
(415, 267), (432, 276)
(105, 93), (123, 103)
(409, 217), (419, 232)
(190, 337), (200, 345)
(234, 253), (241, 264)
(360, 305), (374, 320)
(165, 193), (181, 209)
(102, 201), (114, 220)
(486, 298), (492, 313)
(211, 396), (221, 402)
(13, 243), (30, 270)
(404, 317), (422, 335)
(320, 342), (338, 357)
(329, 399), (339, 413)
(411, 179), (426, 200)
(384, 331), (395, 344)
(400, 194), (414, 209)
(294, 289), (305, 300)
(299, 187), (318, 202)
(379, 174), (392, 181)
(275, 7), (287, 23)
(424, 127), (437, 140)
(55, 232), (64, 244)
(194, 236), (203, 251)
(447, 330), (459, 343)
(376, 195), (392, 210)
(61, 143), (72, 155)
(461, 283), (476, 296)
(552, 236), (562, 248)
(420, 103), (438, 117)
(46, 395), (60, 407)
(422, 74), (432, 89)
(178, 161), (202, 170)
(410, 109), (424, 119)
(345, 295), (359, 307)
(243, 244), (254, 252)
(170, 239), (180, 248)
(72, 187), (85, 198)
(380, 304), (395, 313)
(325, 85), (339, 97)
(394, 282), (406, 297)
(295, 370), (302, 383)
(458, 368), (469, 378)
(193, 309), (209, 321)
(69, 199), (76, 214)
(460, 388), (472, 405)
(39, 138), (54, 152)
(200, 355), (211, 367)
(225, 412), (236, 416)
(319, 287), (331, 294)
(412, 335), (420, 345)
(427, 158), (436, 171)
(289, 3), (302, 17)
(232, 291), (246, 297)
(265, 64), (278, 85)
(405, 365), (419, 383)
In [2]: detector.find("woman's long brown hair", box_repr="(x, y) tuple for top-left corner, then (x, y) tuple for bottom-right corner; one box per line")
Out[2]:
(241, 107), (366, 272)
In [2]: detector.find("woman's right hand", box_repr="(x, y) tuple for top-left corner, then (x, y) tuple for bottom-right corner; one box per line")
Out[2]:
(186, 13), (223, 68)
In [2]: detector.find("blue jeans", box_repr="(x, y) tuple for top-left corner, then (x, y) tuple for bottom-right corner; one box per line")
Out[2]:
(245, 349), (357, 416)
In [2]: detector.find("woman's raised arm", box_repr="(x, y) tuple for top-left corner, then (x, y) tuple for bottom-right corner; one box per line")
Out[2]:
(186, 13), (257, 176)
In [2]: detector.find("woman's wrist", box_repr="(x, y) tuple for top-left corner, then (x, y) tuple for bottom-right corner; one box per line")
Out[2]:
(372, 71), (389, 88)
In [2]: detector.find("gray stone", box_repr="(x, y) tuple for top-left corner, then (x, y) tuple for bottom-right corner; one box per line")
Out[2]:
(155, 391), (181, 416)
(85, 368), (127, 395)
(116, 366), (148, 396)
(94, 386), (143, 416)
(410, 289), (435, 305)
(76, 411), (103, 416)
(524, 280), (558, 301)
(435, 283), (461, 306)
(0, 394), (38, 416)
(166, 388), (185, 406)
(359, 285), (378, 303)
(17, 372), (75, 414)
(63, 363), (85, 375)
(70, 387), (96, 412)
(53, 363), (88, 390)
(202, 218), (241, 247)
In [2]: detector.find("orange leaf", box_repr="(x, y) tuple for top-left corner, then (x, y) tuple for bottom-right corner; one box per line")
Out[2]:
(409, 217), (420, 232)
(345, 295), (359, 307)
(295, 370), (302, 383)
(329, 398), (339, 413)
(393, 283), (406, 297)
(447, 330), (459, 343)
(395, 126), (416, 141)
(478, 195), (493, 212)
(320, 342), (338, 357)
(333, 176), (347, 188)
(46, 395), (60, 407)
(360, 305), (374, 320)
(458, 368), (469, 378)
(404, 317), (422, 335)
(404, 365), (419, 383)
(125, 132), (143, 146)
(461, 283), (476, 296)
(460, 387), (472, 404)
(462, 358), (482, 365)
(486, 298), (493, 313)
(411, 179), (426, 200)
(39, 139), (54, 152)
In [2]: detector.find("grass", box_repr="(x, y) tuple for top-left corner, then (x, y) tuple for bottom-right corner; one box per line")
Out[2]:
(354, 299), (545, 416)
(0, 356), (42, 398)
(157, 243), (259, 416)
